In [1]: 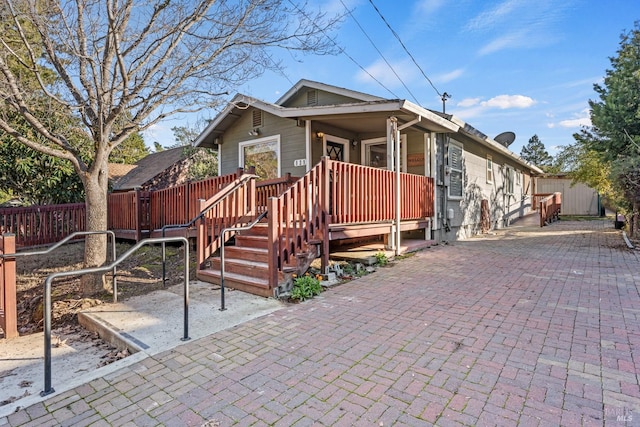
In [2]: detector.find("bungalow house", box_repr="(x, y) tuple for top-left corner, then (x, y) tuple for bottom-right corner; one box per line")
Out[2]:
(196, 80), (541, 236)
(190, 79), (542, 297)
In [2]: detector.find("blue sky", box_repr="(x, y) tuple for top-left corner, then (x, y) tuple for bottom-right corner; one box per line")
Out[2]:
(146, 0), (638, 157)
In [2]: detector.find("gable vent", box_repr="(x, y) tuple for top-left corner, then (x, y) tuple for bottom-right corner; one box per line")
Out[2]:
(252, 109), (263, 128)
(307, 90), (318, 106)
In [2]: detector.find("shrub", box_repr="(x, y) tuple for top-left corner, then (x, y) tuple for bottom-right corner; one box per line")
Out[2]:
(290, 273), (323, 301)
(374, 251), (389, 266)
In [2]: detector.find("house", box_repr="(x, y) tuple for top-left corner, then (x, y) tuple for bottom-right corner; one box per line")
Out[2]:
(195, 79), (543, 243)
(112, 146), (218, 192)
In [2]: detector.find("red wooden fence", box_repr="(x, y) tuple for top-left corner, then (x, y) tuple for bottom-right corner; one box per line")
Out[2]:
(0, 203), (86, 248)
(0, 234), (18, 338)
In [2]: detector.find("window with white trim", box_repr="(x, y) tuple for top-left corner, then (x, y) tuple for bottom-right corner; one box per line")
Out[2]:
(239, 136), (280, 180)
(505, 166), (515, 195)
(448, 142), (463, 199)
(486, 155), (493, 184)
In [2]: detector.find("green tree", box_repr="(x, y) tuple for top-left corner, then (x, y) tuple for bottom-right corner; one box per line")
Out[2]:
(570, 22), (640, 235)
(0, 0), (340, 295)
(170, 121), (218, 179)
(520, 134), (553, 170)
(153, 142), (165, 153)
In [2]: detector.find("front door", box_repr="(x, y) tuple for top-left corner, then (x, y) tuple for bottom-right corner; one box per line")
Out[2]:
(323, 135), (349, 163)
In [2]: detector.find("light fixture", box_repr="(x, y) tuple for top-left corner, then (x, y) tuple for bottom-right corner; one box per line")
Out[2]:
(248, 128), (260, 136)
(315, 131), (324, 142)
(351, 139), (359, 147)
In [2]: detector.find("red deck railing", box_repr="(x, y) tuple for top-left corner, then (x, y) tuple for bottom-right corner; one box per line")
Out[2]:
(537, 192), (562, 227)
(197, 174), (258, 268)
(329, 161), (434, 223)
(266, 158), (435, 286)
(0, 203), (86, 248)
(255, 173), (299, 213)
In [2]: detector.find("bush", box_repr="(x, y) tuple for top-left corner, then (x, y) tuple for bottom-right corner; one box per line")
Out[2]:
(290, 273), (323, 301)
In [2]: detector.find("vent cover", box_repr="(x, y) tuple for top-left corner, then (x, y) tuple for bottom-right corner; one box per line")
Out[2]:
(307, 90), (318, 106)
(252, 109), (263, 128)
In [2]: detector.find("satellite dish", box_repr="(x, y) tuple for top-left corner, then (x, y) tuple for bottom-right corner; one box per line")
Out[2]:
(494, 131), (516, 147)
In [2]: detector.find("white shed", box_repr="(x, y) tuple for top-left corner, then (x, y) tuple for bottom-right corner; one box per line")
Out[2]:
(536, 176), (600, 216)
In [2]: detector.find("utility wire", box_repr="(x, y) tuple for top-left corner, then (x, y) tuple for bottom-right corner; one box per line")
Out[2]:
(339, 0), (420, 104)
(287, 0), (400, 99)
(367, 0), (443, 98)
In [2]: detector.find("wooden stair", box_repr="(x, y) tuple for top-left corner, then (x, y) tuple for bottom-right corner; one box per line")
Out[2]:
(197, 223), (272, 297)
(196, 222), (321, 298)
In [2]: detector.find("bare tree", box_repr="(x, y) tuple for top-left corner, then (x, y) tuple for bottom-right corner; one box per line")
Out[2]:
(0, 0), (339, 295)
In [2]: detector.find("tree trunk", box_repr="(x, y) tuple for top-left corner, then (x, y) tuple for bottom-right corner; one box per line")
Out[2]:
(81, 160), (110, 296)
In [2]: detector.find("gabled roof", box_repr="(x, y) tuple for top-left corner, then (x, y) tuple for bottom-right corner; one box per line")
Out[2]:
(194, 84), (459, 148)
(108, 163), (137, 182)
(112, 147), (188, 191)
(275, 79), (385, 105)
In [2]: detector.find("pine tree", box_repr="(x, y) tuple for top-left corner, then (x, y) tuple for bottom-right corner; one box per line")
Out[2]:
(520, 135), (553, 169)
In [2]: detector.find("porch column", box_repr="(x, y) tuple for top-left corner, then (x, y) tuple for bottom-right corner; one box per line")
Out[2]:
(387, 117), (401, 255)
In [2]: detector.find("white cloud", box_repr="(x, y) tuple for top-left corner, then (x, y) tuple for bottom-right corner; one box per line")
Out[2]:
(478, 30), (529, 56)
(436, 68), (464, 83)
(558, 117), (591, 128)
(552, 108), (591, 128)
(355, 58), (417, 89)
(415, 0), (445, 14)
(481, 95), (536, 109)
(465, 0), (521, 32)
(457, 97), (481, 108)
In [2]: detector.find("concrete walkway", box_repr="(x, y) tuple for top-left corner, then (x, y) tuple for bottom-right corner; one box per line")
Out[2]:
(2, 218), (639, 426)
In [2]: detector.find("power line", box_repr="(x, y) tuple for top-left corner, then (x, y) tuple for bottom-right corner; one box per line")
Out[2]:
(367, 0), (444, 99)
(286, 0), (399, 99)
(339, 0), (420, 104)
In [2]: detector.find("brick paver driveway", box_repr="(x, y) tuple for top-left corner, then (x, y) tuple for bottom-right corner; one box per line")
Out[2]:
(3, 219), (639, 426)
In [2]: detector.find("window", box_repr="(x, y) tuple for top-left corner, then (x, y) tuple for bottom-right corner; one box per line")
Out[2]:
(448, 142), (463, 199)
(361, 135), (407, 171)
(239, 136), (280, 180)
(486, 155), (493, 184)
(505, 166), (515, 195)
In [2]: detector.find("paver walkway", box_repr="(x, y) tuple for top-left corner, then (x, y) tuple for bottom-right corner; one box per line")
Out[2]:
(2, 219), (639, 426)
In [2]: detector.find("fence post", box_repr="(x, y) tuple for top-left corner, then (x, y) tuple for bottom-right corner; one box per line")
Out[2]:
(1, 234), (18, 338)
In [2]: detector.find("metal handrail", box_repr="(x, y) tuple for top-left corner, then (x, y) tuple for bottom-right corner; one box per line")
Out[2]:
(0, 231), (118, 302)
(219, 210), (268, 311)
(41, 236), (190, 397)
(160, 173), (259, 285)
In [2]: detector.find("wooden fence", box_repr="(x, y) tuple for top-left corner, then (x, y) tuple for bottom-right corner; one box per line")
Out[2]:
(0, 203), (86, 248)
(0, 234), (18, 338)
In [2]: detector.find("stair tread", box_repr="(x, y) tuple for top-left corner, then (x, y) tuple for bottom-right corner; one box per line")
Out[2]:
(199, 269), (269, 287)
(213, 257), (268, 269)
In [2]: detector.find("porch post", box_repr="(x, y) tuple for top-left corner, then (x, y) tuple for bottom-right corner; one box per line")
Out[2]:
(394, 120), (401, 256)
(387, 117), (401, 255)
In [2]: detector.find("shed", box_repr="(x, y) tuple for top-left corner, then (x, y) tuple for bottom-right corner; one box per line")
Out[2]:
(537, 175), (600, 216)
